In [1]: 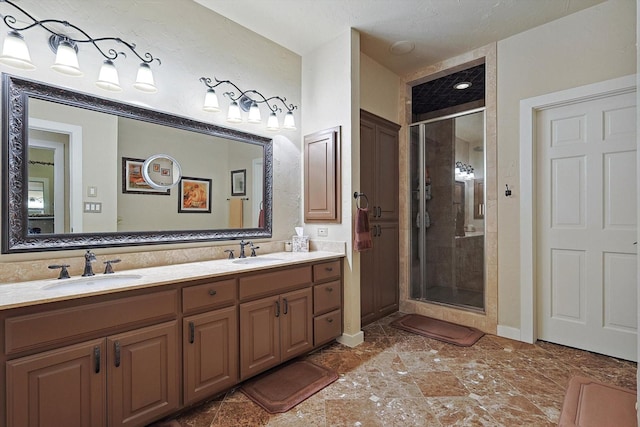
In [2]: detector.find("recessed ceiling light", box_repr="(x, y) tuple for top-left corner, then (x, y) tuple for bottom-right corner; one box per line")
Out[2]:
(454, 81), (472, 90)
(390, 40), (415, 55)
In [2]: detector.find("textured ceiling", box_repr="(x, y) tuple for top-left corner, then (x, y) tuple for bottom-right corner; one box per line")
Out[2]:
(194, 0), (605, 76)
(412, 64), (485, 116)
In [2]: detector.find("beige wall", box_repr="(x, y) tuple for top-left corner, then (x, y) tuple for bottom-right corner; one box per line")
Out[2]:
(496, 0), (636, 328)
(301, 30), (361, 343)
(0, 0), (302, 278)
(360, 53), (401, 123)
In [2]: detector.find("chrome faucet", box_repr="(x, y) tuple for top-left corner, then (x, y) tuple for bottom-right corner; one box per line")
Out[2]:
(238, 240), (249, 258)
(249, 242), (260, 257)
(82, 250), (96, 276)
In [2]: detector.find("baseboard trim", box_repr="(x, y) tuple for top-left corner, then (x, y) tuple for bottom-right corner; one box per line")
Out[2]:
(337, 331), (364, 348)
(497, 325), (521, 341)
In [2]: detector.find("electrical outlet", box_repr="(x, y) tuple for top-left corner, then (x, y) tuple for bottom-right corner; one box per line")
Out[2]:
(317, 227), (328, 237)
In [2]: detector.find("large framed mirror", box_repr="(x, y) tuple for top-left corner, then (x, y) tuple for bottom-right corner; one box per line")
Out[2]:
(2, 74), (273, 253)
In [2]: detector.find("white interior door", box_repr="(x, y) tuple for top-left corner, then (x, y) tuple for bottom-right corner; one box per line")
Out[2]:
(536, 90), (637, 361)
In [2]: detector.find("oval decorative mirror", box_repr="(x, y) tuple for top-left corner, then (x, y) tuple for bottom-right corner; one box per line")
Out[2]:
(2, 74), (273, 253)
(142, 154), (182, 190)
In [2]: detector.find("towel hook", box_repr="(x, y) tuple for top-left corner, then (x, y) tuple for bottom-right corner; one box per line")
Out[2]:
(353, 192), (369, 210)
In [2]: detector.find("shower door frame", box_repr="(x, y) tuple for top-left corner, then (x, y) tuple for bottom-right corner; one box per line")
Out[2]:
(410, 107), (487, 311)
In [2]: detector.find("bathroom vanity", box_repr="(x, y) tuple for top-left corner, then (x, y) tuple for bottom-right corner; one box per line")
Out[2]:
(0, 252), (343, 427)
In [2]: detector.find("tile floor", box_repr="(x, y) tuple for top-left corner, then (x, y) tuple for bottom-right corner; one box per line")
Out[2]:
(167, 312), (637, 426)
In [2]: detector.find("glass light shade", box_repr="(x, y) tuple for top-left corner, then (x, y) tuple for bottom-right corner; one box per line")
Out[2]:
(51, 40), (83, 76)
(95, 59), (122, 92)
(226, 101), (242, 123)
(266, 112), (279, 131)
(283, 111), (296, 130)
(203, 89), (220, 112)
(133, 63), (157, 93)
(0, 31), (35, 70)
(247, 101), (261, 124)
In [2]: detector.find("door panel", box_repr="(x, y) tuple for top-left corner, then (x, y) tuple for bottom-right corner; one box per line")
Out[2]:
(537, 91), (637, 361)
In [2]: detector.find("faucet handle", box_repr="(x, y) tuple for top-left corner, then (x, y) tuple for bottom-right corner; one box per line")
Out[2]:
(224, 249), (235, 259)
(250, 245), (260, 257)
(48, 264), (71, 279)
(103, 259), (121, 274)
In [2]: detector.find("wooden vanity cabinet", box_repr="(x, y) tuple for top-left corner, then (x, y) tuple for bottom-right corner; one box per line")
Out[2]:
(2, 256), (343, 427)
(182, 279), (238, 405)
(4, 290), (179, 427)
(239, 285), (313, 380)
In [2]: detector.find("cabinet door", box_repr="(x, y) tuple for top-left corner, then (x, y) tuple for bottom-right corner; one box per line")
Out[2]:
(183, 306), (238, 405)
(239, 295), (280, 380)
(304, 126), (341, 222)
(360, 222), (399, 326)
(6, 339), (106, 427)
(280, 288), (313, 361)
(107, 321), (179, 427)
(374, 125), (400, 220)
(375, 222), (400, 316)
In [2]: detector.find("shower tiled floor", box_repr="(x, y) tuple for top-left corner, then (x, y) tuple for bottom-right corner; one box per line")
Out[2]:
(167, 312), (637, 426)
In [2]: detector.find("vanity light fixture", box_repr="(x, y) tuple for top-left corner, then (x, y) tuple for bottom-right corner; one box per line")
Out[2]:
(0, 0), (161, 93)
(455, 161), (474, 181)
(199, 76), (298, 131)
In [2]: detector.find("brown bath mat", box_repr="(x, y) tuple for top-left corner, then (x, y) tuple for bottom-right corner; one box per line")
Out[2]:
(559, 375), (637, 427)
(390, 314), (484, 346)
(241, 360), (338, 413)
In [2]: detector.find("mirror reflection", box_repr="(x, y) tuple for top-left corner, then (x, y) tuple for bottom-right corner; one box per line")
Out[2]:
(27, 98), (264, 234)
(3, 74), (273, 253)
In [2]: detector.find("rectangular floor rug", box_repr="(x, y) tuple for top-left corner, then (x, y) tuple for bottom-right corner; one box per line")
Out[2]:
(559, 375), (637, 427)
(390, 314), (484, 346)
(241, 360), (338, 413)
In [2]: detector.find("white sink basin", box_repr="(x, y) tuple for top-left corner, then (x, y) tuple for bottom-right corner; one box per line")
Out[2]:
(44, 274), (143, 291)
(232, 257), (283, 265)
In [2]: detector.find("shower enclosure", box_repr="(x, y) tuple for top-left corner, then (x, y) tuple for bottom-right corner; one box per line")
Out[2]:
(410, 109), (485, 311)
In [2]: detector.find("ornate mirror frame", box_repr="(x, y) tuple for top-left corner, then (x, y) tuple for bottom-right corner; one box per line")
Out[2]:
(1, 74), (273, 253)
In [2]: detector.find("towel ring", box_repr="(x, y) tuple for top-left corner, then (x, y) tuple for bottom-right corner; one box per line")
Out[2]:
(353, 192), (369, 210)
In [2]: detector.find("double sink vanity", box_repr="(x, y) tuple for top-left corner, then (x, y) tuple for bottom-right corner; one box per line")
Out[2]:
(0, 250), (344, 427)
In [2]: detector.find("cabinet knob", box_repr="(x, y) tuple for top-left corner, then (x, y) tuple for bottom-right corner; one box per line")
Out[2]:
(208, 289), (217, 296)
(325, 267), (333, 272)
(327, 317), (334, 323)
(326, 287), (333, 292)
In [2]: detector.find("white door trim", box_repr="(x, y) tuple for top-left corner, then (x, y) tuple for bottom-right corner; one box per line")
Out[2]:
(29, 118), (84, 233)
(519, 74), (637, 343)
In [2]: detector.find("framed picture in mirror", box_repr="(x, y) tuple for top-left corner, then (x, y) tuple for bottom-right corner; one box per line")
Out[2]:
(231, 169), (246, 196)
(122, 157), (170, 195)
(179, 177), (212, 213)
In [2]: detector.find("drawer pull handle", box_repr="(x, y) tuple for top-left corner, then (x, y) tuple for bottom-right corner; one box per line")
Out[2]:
(325, 267), (333, 272)
(326, 287), (333, 292)
(189, 321), (195, 344)
(283, 298), (288, 315)
(94, 346), (101, 374)
(327, 318), (334, 323)
(114, 341), (121, 368)
(275, 300), (280, 317)
(208, 289), (217, 296)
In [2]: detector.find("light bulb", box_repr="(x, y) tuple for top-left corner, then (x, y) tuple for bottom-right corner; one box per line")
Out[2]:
(226, 101), (242, 123)
(0, 31), (35, 70)
(247, 101), (261, 123)
(266, 112), (279, 131)
(133, 63), (157, 93)
(203, 88), (220, 112)
(51, 40), (82, 76)
(95, 59), (121, 92)
(283, 111), (296, 130)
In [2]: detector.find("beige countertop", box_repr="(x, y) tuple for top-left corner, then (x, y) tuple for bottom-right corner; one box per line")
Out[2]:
(0, 251), (345, 311)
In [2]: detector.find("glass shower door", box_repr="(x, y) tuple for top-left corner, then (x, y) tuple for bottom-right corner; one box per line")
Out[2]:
(410, 110), (485, 311)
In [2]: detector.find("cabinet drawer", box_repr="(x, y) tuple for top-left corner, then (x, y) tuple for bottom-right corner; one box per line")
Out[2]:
(314, 309), (342, 346)
(239, 266), (311, 301)
(182, 279), (236, 314)
(313, 260), (341, 282)
(313, 280), (341, 315)
(5, 290), (178, 355)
